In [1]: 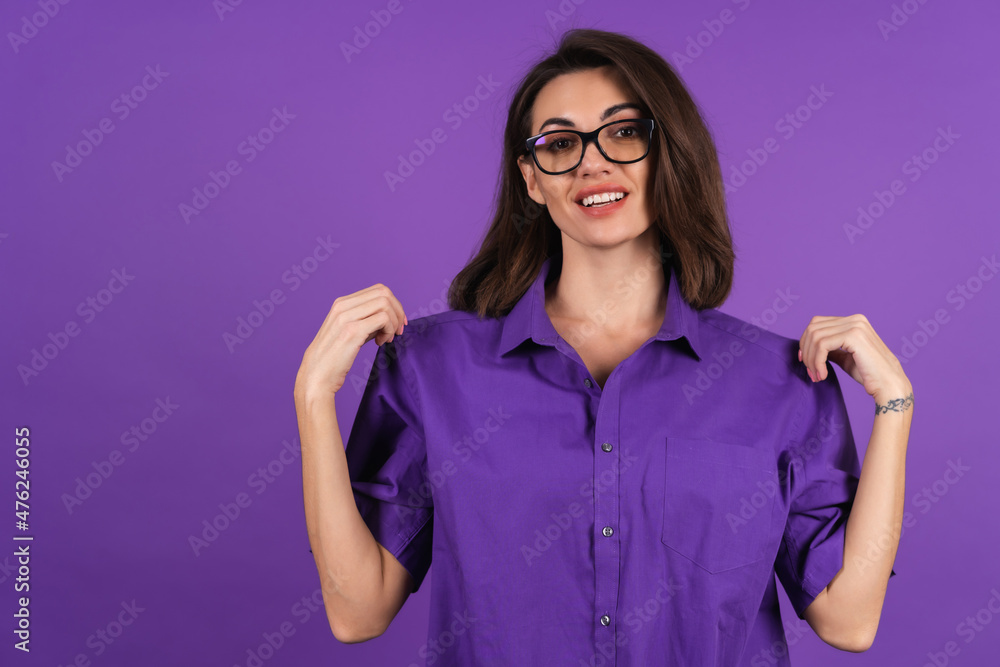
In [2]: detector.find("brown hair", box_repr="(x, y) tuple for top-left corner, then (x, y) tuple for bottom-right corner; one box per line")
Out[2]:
(447, 28), (735, 319)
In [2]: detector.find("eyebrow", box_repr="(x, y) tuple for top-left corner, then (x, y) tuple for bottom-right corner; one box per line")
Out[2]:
(537, 103), (644, 133)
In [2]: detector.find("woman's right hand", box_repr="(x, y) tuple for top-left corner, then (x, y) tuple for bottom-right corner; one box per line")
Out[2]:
(295, 283), (408, 398)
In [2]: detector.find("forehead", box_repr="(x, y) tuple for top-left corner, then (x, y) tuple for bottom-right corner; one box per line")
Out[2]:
(530, 67), (637, 131)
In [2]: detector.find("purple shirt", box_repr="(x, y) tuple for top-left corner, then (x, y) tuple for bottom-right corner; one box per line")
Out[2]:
(345, 256), (894, 665)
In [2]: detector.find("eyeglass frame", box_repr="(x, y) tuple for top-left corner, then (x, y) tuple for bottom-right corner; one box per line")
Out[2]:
(522, 117), (657, 175)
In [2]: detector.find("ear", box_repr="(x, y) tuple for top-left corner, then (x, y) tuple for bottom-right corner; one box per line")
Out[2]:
(517, 155), (547, 207)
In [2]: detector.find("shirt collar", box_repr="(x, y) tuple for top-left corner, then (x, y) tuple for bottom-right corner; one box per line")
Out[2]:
(497, 256), (702, 360)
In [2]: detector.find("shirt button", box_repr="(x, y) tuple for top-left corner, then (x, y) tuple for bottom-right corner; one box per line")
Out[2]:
(602, 526), (614, 537)
(600, 615), (611, 626)
(584, 378), (592, 388)
(601, 442), (612, 452)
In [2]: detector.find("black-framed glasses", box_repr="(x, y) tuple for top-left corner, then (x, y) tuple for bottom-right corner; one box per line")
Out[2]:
(523, 118), (655, 175)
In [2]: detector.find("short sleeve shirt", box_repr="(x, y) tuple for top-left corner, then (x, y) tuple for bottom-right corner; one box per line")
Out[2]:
(343, 256), (895, 665)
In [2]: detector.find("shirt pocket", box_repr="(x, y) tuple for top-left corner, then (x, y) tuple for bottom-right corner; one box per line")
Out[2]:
(661, 436), (777, 574)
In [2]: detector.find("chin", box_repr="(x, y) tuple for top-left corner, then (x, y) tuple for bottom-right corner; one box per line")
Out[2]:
(569, 225), (648, 249)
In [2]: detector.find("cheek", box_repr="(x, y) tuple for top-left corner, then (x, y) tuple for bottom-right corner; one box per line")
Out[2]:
(638, 169), (655, 204)
(542, 180), (574, 207)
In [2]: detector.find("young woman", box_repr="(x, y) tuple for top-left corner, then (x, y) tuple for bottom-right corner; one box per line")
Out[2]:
(296, 29), (912, 665)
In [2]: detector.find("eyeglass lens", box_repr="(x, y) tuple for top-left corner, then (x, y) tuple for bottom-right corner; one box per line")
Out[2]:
(533, 120), (649, 173)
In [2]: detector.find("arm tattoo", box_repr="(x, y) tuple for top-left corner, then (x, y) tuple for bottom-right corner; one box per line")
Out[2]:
(875, 392), (914, 415)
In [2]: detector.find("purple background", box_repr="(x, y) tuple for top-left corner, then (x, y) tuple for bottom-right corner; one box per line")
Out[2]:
(2, 0), (998, 665)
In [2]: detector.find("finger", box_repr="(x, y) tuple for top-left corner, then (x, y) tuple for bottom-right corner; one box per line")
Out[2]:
(798, 315), (850, 350)
(385, 290), (408, 333)
(353, 284), (408, 334)
(366, 285), (408, 333)
(799, 315), (868, 357)
(807, 322), (872, 381)
(799, 318), (856, 382)
(342, 295), (401, 346)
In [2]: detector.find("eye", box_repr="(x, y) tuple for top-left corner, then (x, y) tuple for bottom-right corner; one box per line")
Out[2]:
(612, 122), (643, 139)
(536, 132), (578, 154)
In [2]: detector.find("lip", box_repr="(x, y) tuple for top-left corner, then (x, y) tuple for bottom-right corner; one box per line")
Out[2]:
(574, 183), (629, 202)
(575, 191), (629, 217)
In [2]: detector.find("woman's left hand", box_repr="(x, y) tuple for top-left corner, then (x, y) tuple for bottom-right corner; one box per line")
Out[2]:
(798, 314), (912, 405)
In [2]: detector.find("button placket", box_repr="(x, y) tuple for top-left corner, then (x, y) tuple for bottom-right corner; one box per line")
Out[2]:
(592, 370), (622, 650)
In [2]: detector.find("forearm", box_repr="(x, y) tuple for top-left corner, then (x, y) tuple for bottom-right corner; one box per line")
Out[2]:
(296, 388), (387, 640)
(825, 386), (913, 647)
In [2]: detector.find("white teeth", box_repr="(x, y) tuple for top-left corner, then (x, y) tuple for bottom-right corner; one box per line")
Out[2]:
(581, 191), (625, 207)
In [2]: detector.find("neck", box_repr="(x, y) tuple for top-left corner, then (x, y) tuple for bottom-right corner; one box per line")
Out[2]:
(545, 235), (667, 339)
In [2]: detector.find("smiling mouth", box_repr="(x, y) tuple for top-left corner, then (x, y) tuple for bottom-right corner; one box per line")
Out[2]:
(579, 192), (628, 207)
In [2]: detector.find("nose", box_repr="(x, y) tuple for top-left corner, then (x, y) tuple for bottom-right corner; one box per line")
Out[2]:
(577, 135), (613, 175)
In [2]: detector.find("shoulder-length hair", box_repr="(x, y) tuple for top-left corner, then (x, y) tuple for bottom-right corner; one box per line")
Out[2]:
(448, 28), (735, 319)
